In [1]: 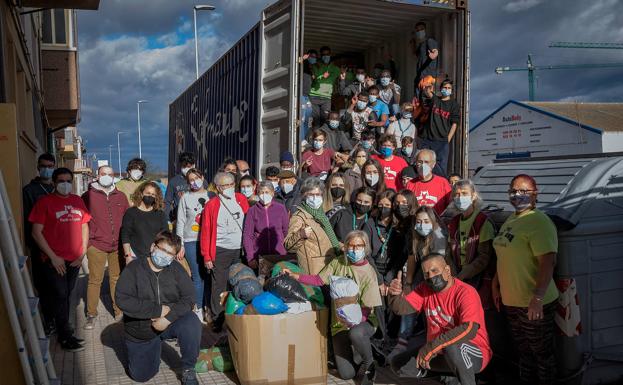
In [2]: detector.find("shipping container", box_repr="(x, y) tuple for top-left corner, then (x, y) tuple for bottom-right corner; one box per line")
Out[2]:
(169, 0), (469, 180)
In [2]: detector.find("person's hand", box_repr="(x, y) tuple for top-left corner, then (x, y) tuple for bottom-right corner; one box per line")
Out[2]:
(527, 296), (544, 321)
(302, 53), (310, 60)
(205, 260), (214, 270)
(389, 115), (397, 122)
(50, 255), (66, 276)
(323, 71), (330, 79)
(303, 158), (313, 169)
(299, 226), (312, 239)
(492, 279), (501, 312)
(248, 259), (258, 270)
(379, 283), (388, 296)
(176, 246), (185, 261)
(428, 49), (439, 60)
(282, 268), (300, 281)
(152, 317), (171, 332)
(416, 345), (433, 369)
(388, 271), (403, 295)
(69, 255), (84, 268)
(161, 305), (171, 318)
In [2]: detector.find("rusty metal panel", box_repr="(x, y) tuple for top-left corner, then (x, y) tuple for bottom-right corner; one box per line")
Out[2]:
(169, 24), (260, 182)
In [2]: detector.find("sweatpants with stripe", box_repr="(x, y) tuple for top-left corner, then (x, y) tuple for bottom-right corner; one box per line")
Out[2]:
(390, 333), (483, 385)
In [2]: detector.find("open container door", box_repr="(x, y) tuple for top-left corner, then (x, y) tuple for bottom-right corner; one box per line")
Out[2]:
(258, 0), (302, 176)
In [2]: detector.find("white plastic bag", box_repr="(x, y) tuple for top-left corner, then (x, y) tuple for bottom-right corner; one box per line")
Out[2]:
(329, 276), (359, 299)
(329, 276), (363, 326)
(286, 301), (313, 314)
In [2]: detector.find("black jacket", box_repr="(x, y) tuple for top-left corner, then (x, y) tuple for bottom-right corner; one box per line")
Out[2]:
(115, 257), (194, 341)
(22, 178), (54, 246)
(275, 182), (302, 214)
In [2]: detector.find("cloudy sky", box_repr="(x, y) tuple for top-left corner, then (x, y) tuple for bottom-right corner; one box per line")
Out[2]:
(77, 0), (623, 173)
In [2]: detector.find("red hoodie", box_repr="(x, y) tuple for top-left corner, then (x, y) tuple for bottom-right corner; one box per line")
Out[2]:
(82, 183), (129, 252)
(200, 193), (249, 262)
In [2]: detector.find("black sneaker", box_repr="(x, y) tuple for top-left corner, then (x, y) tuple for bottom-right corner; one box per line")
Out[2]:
(60, 338), (85, 352)
(84, 315), (96, 330)
(70, 336), (85, 345)
(181, 368), (199, 385)
(44, 323), (56, 337)
(360, 361), (377, 385)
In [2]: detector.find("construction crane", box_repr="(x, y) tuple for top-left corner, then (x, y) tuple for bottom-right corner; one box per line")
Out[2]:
(549, 41), (623, 49)
(494, 54), (623, 101)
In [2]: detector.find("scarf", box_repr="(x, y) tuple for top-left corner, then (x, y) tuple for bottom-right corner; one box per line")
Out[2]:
(302, 201), (341, 252)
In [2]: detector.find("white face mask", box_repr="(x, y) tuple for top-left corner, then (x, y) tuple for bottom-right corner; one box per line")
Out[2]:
(417, 163), (432, 178)
(190, 179), (203, 191)
(130, 169), (143, 181)
(271, 181), (279, 190)
(259, 193), (273, 205)
(56, 181), (72, 195)
(221, 187), (235, 198)
(365, 173), (379, 187)
(306, 195), (323, 209)
(99, 175), (114, 188)
(356, 74), (366, 83)
(282, 183), (294, 194)
(181, 166), (192, 176)
(454, 196), (473, 212)
(240, 186), (254, 198)
(415, 222), (433, 236)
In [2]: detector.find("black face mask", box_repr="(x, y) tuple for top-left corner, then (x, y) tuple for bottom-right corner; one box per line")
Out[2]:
(379, 207), (392, 218)
(142, 195), (156, 206)
(425, 274), (448, 293)
(331, 187), (346, 200)
(354, 202), (371, 215)
(396, 205), (410, 219)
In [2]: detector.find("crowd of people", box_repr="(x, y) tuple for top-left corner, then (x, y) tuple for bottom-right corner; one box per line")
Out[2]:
(21, 24), (559, 385)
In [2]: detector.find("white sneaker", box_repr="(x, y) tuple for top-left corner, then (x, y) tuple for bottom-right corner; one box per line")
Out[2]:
(193, 308), (206, 324)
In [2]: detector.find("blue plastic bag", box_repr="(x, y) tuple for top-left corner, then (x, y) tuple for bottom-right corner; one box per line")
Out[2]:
(251, 292), (288, 315)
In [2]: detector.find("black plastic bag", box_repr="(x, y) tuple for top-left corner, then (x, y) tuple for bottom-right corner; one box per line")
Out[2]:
(228, 263), (256, 287)
(264, 274), (309, 303)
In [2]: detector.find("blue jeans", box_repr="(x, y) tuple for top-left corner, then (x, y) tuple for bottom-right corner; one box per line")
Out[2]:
(399, 313), (416, 340)
(125, 311), (202, 382)
(420, 138), (449, 177)
(184, 241), (205, 308)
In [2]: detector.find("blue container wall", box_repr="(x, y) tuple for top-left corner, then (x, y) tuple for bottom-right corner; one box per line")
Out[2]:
(169, 24), (260, 183)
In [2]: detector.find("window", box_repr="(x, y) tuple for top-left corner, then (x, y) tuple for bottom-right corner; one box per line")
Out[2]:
(41, 9), (70, 46)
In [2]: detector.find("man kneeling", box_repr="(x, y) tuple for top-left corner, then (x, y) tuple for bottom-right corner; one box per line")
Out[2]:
(116, 231), (201, 384)
(388, 253), (491, 385)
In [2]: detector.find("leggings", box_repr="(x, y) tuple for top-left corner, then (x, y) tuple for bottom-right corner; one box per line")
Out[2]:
(331, 321), (376, 380)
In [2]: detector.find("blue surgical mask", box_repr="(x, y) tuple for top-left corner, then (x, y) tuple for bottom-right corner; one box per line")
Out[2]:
(307, 57), (317, 65)
(415, 223), (433, 237)
(346, 249), (366, 263)
(282, 183), (294, 194)
(356, 100), (367, 110)
(240, 186), (254, 198)
(190, 178), (203, 191)
(39, 167), (54, 179)
(454, 196), (473, 212)
(369, 95), (378, 103)
(151, 248), (173, 268)
(402, 147), (413, 156)
(380, 147), (393, 158)
(416, 30), (426, 40)
(441, 88), (452, 97)
(306, 195), (323, 209)
(380, 77), (391, 87)
(329, 120), (339, 129)
(321, 55), (331, 64)
(313, 140), (324, 150)
(259, 193), (273, 205)
(361, 141), (372, 150)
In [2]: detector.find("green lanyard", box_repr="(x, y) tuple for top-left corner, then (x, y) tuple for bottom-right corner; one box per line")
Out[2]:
(352, 213), (368, 230)
(376, 222), (393, 256)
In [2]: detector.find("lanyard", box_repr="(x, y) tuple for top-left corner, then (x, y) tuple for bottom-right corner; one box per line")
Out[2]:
(376, 222), (393, 256)
(39, 183), (51, 195)
(397, 119), (413, 141)
(352, 213), (368, 230)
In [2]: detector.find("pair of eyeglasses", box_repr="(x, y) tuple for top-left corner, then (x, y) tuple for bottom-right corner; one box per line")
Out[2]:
(218, 182), (235, 189)
(508, 189), (535, 195)
(348, 244), (366, 250)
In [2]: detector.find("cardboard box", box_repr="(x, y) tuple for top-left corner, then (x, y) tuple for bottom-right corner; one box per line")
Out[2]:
(226, 309), (329, 385)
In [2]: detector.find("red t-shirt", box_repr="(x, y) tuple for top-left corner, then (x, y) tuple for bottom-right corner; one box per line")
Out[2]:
(406, 175), (451, 215)
(405, 279), (492, 369)
(302, 148), (335, 177)
(28, 194), (91, 261)
(371, 155), (408, 191)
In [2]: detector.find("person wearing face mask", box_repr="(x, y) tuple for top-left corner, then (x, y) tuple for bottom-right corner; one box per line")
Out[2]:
(329, 186), (376, 241)
(115, 231), (201, 385)
(314, 111), (353, 152)
(406, 149), (452, 215)
(398, 137), (417, 166)
(371, 134), (409, 191)
(361, 159), (387, 197)
(29, 168), (91, 352)
(399, 165), (417, 189)
(284, 177), (341, 274)
(343, 94), (376, 141)
(176, 169), (212, 323)
(165, 152), (200, 224)
(23, 153), (57, 335)
(378, 70), (402, 116)
(200, 172), (249, 330)
(323, 172), (351, 220)
(275, 170), (302, 214)
(121, 181), (168, 264)
(309, 45), (340, 126)
(242, 181), (289, 271)
(81, 166), (129, 329)
(264, 166), (281, 193)
(342, 147), (367, 193)
(410, 21), (439, 95)
(279, 151), (297, 174)
(301, 129), (335, 179)
(367, 86), (389, 132)
(236, 159), (252, 178)
(387, 103), (416, 148)
(238, 175), (258, 206)
(339, 66), (369, 99)
(284, 230), (382, 385)
(447, 180), (495, 295)
(359, 129), (379, 156)
(492, 174), (559, 385)
(116, 158), (148, 205)
(418, 79), (460, 177)
(388, 253), (491, 385)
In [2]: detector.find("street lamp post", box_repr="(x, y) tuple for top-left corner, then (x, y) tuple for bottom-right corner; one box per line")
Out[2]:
(137, 100), (148, 158)
(117, 131), (126, 179)
(108, 145), (113, 166)
(193, 4), (216, 79)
